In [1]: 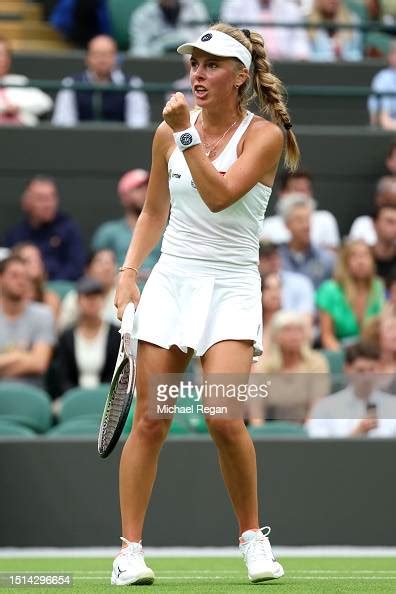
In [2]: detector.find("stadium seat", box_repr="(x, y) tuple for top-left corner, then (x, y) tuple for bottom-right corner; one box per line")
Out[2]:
(108, 0), (144, 50)
(320, 349), (346, 393)
(58, 385), (110, 423)
(0, 382), (52, 433)
(188, 415), (209, 433)
(46, 417), (100, 437)
(0, 419), (37, 437)
(248, 421), (308, 437)
(202, 0), (223, 20)
(169, 417), (191, 435)
(46, 280), (75, 300)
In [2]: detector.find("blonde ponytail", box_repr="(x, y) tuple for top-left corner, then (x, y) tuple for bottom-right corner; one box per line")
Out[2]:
(211, 23), (300, 171)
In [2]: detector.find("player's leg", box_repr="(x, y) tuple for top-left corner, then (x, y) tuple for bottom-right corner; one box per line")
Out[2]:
(112, 341), (192, 586)
(200, 340), (283, 583)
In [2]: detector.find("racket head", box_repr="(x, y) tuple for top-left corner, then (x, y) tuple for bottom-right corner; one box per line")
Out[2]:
(97, 353), (136, 458)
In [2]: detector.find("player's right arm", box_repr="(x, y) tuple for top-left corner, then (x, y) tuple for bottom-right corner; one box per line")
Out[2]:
(115, 123), (173, 319)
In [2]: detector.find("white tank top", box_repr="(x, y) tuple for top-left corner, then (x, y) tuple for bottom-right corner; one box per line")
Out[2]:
(161, 110), (272, 268)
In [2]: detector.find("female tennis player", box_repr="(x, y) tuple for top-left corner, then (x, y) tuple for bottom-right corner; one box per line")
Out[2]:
(112, 23), (299, 586)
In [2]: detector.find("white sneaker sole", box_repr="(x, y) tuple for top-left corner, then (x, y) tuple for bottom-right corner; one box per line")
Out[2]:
(111, 570), (154, 586)
(249, 562), (284, 583)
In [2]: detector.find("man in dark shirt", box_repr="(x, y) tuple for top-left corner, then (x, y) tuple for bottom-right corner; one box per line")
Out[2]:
(372, 204), (396, 281)
(4, 176), (86, 281)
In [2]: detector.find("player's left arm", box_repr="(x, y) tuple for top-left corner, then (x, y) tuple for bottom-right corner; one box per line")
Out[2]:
(163, 92), (284, 213)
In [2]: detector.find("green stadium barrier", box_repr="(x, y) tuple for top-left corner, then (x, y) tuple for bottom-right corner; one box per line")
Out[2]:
(108, 0), (145, 50)
(0, 382), (52, 433)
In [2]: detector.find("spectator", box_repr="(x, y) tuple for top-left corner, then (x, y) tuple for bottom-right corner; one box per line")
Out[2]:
(372, 204), (396, 281)
(349, 176), (396, 246)
(368, 40), (396, 129)
(385, 139), (396, 176)
(11, 242), (61, 320)
(130, 0), (209, 57)
(0, 256), (55, 387)
(259, 241), (315, 319)
(306, 341), (396, 438)
(307, 0), (363, 61)
(50, 0), (111, 48)
(260, 170), (340, 249)
(58, 249), (120, 331)
(363, 312), (396, 394)
(250, 311), (329, 425)
(316, 240), (385, 350)
(259, 272), (282, 358)
(0, 36), (52, 125)
(3, 175), (86, 281)
(56, 277), (119, 394)
(91, 169), (161, 284)
(221, 0), (311, 61)
(52, 35), (149, 127)
(58, 248), (119, 332)
(278, 195), (335, 289)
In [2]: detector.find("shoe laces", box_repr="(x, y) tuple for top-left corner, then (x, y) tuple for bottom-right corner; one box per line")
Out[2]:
(243, 526), (274, 563)
(119, 537), (144, 560)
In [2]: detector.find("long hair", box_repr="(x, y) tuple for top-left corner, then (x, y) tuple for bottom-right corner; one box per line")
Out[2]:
(334, 240), (377, 321)
(210, 23), (300, 171)
(265, 311), (313, 372)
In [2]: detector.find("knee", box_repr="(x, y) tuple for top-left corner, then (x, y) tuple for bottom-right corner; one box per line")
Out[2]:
(206, 418), (246, 444)
(134, 415), (171, 444)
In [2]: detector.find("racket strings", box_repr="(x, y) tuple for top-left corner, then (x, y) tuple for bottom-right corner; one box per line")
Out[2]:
(100, 360), (132, 449)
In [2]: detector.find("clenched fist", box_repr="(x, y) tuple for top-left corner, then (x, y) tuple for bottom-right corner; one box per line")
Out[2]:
(162, 92), (190, 132)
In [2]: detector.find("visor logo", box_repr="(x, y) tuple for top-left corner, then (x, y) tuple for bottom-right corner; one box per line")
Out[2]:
(180, 132), (193, 146)
(201, 33), (212, 42)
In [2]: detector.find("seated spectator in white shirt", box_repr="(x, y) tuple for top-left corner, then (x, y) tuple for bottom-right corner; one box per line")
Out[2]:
(307, 0), (363, 61)
(0, 36), (52, 126)
(349, 176), (396, 246)
(221, 0), (310, 61)
(306, 341), (396, 438)
(0, 255), (55, 387)
(52, 35), (149, 128)
(368, 41), (396, 130)
(261, 170), (340, 249)
(129, 0), (209, 57)
(56, 277), (119, 394)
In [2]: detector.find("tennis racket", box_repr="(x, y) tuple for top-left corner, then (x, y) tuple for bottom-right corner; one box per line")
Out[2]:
(98, 302), (137, 458)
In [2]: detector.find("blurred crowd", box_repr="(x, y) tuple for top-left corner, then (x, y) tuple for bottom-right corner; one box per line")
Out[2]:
(1, 137), (396, 437)
(1, 1), (396, 129)
(1, 0), (396, 438)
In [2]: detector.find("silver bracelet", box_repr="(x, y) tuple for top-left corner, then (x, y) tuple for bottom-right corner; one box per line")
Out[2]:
(173, 126), (201, 152)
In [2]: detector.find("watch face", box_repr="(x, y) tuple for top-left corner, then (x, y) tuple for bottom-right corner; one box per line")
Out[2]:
(180, 132), (193, 146)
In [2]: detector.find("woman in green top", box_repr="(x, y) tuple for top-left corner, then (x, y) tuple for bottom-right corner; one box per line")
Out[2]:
(316, 240), (385, 351)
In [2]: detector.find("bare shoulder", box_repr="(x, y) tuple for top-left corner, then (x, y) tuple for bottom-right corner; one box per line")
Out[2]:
(153, 121), (175, 161)
(247, 116), (284, 150)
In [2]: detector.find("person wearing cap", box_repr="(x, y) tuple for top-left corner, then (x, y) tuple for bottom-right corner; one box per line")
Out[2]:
(113, 23), (299, 585)
(55, 276), (120, 394)
(91, 169), (161, 286)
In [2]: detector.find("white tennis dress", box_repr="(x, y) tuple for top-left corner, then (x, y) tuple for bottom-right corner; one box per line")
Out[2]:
(133, 110), (272, 357)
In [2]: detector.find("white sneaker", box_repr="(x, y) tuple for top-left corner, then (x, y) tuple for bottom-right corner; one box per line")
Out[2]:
(111, 537), (154, 586)
(239, 526), (284, 583)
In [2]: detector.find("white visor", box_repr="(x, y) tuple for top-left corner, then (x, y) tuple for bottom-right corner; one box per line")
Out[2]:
(177, 30), (252, 71)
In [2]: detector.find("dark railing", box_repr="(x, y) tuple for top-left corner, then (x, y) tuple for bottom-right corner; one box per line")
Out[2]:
(0, 79), (394, 100)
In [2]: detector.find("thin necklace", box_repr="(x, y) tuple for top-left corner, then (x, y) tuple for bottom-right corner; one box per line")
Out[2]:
(201, 114), (239, 159)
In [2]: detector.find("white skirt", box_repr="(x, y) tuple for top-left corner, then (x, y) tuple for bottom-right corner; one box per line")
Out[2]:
(133, 253), (263, 358)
